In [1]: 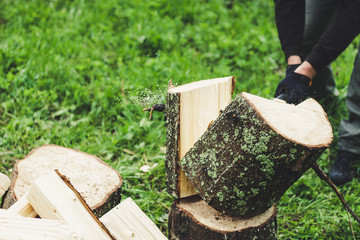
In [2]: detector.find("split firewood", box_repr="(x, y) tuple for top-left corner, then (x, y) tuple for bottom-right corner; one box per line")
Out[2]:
(7, 194), (37, 218)
(0, 172), (11, 198)
(165, 76), (235, 198)
(27, 170), (115, 240)
(180, 92), (333, 218)
(100, 198), (167, 240)
(2, 145), (122, 217)
(168, 195), (277, 240)
(0, 215), (82, 240)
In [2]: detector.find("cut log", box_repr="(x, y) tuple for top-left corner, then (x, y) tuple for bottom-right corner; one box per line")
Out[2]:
(27, 170), (115, 240)
(100, 198), (167, 240)
(7, 194), (37, 218)
(180, 92), (333, 218)
(0, 172), (11, 198)
(2, 145), (122, 217)
(0, 215), (82, 240)
(165, 77), (235, 198)
(168, 195), (277, 240)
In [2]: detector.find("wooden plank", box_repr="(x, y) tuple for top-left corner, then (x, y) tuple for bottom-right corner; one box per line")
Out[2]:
(100, 198), (167, 240)
(166, 77), (234, 198)
(0, 209), (20, 217)
(0, 215), (82, 240)
(27, 170), (115, 240)
(7, 194), (37, 218)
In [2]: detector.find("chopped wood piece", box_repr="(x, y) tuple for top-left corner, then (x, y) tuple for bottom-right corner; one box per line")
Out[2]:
(27, 171), (115, 240)
(3, 145), (122, 217)
(100, 198), (167, 240)
(180, 92), (333, 218)
(0, 215), (82, 240)
(168, 195), (277, 240)
(0, 172), (11, 198)
(166, 76), (235, 198)
(7, 194), (37, 218)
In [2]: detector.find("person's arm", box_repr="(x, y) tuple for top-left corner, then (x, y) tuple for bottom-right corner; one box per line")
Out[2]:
(274, 0), (360, 104)
(274, 0), (305, 62)
(305, 0), (360, 73)
(273, 0), (308, 104)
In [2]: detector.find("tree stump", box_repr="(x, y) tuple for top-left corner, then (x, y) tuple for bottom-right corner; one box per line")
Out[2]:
(2, 145), (122, 217)
(165, 77), (235, 198)
(168, 195), (277, 240)
(180, 92), (333, 218)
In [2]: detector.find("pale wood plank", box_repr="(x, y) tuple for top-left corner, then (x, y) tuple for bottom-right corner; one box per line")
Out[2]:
(27, 170), (114, 240)
(0, 215), (82, 240)
(7, 194), (37, 218)
(100, 198), (167, 240)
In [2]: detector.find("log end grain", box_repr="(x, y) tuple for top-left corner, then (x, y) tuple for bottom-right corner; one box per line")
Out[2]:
(168, 195), (277, 240)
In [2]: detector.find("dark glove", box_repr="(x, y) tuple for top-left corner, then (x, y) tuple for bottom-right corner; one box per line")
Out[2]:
(274, 72), (311, 105)
(286, 64), (301, 75)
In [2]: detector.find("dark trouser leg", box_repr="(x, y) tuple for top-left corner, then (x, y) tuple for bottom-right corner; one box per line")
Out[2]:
(329, 40), (360, 186)
(338, 45), (360, 155)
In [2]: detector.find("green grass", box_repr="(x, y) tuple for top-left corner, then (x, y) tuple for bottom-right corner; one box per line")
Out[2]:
(0, 0), (359, 238)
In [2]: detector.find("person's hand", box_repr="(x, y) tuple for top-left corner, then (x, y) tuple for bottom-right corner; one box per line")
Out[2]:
(274, 72), (311, 104)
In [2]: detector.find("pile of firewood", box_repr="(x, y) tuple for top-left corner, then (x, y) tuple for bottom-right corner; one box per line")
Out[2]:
(0, 145), (167, 240)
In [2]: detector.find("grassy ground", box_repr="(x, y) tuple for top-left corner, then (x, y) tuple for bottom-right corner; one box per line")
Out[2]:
(0, 0), (359, 239)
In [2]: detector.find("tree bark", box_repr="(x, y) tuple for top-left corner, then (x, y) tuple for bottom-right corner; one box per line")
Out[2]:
(180, 92), (332, 218)
(165, 91), (182, 198)
(1, 145), (122, 218)
(168, 195), (277, 240)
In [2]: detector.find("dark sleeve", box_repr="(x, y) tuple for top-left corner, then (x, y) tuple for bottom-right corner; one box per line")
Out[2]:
(274, 0), (305, 61)
(306, 0), (360, 72)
